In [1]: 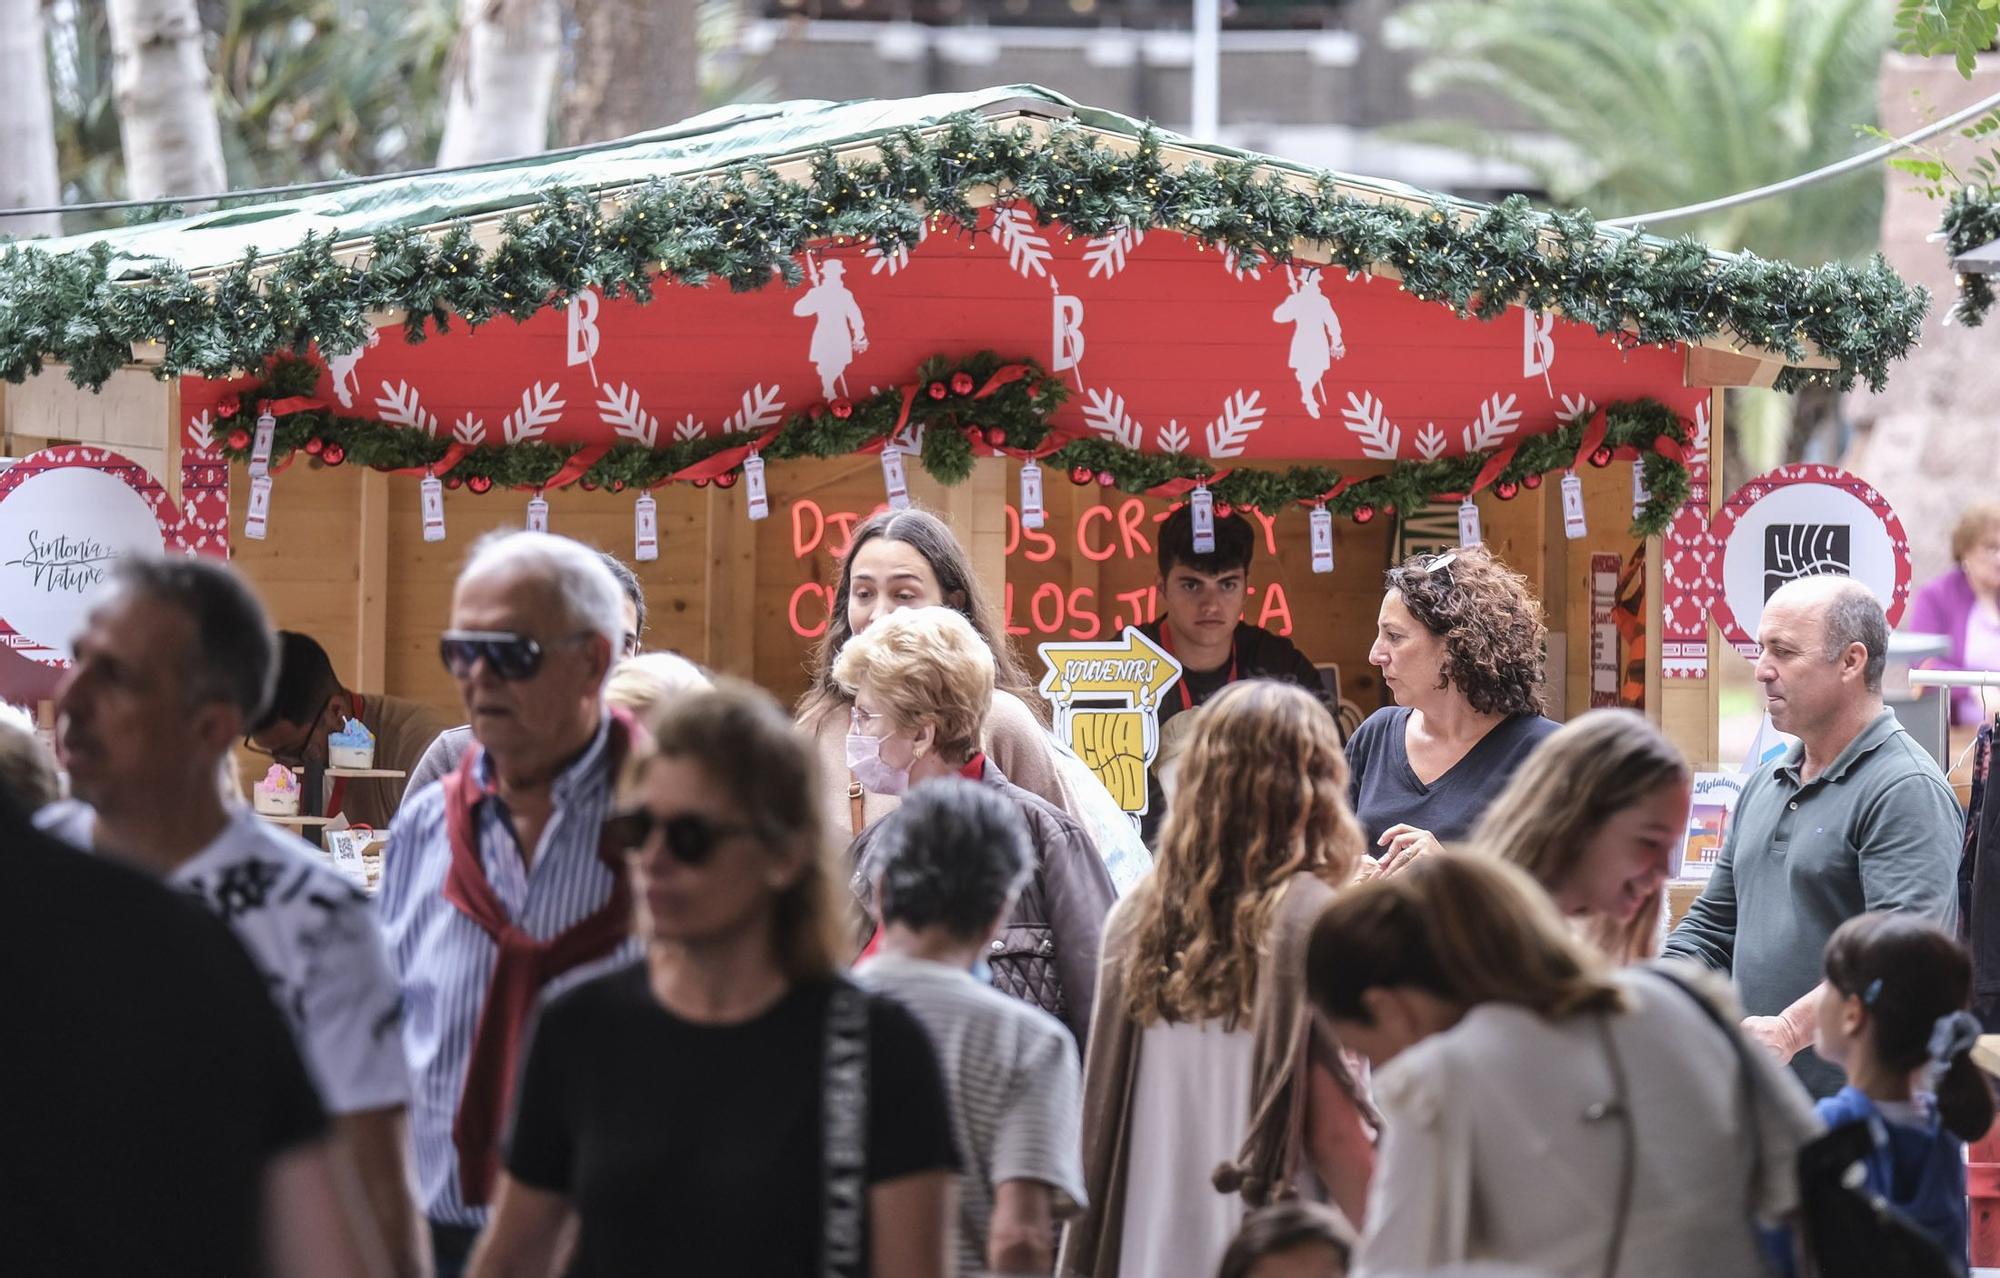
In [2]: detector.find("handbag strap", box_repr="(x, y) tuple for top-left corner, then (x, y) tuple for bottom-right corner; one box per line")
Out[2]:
(821, 978), (871, 1278)
(848, 774), (866, 840)
(1591, 1013), (1637, 1278)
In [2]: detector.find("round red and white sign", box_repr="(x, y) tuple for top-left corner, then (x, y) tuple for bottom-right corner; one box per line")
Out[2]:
(1707, 464), (1911, 658)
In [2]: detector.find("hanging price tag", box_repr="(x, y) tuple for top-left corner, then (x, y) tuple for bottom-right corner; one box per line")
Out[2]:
(634, 493), (659, 562)
(881, 447), (911, 510)
(1632, 461), (1649, 520)
(743, 453), (769, 521)
(1457, 497), (1482, 548)
(1020, 461), (1045, 530)
(244, 474), (273, 540)
(1310, 506), (1335, 574)
(1190, 485), (1216, 553)
(526, 492), (549, 533)
(420, 473), (446, 542)
(249, 412), (277, 478)
(1562, 471), (1588, 540)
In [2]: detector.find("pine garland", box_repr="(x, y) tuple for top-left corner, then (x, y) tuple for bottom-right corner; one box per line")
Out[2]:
(221, 352), (1693, 535)
(1, 115), (1927, 395)
(1942, 188), (2000, 328)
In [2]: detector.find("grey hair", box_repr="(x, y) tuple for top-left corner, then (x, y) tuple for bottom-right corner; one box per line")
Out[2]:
(1820, 578), (1888, 692)
(871, 778), (1034, 940)
(105, 555), (276, 721)
(460, 531), (624, 656)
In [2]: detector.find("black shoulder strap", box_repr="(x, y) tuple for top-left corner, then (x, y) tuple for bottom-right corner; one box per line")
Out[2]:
(822, 978), (871, 1278)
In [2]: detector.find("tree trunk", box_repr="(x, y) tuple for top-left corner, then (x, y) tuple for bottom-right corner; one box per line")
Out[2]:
(105, 0), (226, 202)
(0, 0), (61, 238)
(558, 0), (700, 147)
(436, 0), (560, 166)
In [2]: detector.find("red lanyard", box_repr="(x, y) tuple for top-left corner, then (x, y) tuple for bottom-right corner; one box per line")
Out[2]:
(1157, 623), (1237, 713)
(325, 690), (365, 817)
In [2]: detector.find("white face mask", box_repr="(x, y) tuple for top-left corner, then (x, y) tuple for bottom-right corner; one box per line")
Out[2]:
(845, 731), (911, 796)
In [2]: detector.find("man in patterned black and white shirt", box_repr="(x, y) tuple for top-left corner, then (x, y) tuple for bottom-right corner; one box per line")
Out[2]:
(37, 555), (422, 1277)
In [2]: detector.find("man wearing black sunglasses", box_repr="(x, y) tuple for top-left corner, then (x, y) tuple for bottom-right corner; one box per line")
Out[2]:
(377, 532), (640, 1278)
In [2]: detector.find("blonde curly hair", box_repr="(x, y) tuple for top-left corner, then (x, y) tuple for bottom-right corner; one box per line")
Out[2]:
(1122, 681), (1365, 1026)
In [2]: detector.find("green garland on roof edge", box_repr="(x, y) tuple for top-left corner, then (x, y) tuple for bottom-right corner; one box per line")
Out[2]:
(222, 353), (1693, 536)
(0, 116), (1928, 395)
(1941, 188), (2000, 329)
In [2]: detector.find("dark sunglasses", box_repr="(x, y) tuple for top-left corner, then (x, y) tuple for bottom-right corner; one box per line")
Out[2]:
(605, 809), (759, 866)
(439, 629), (594, 681)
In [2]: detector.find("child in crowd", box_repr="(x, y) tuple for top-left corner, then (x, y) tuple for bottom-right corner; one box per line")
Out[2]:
(1215, 1202), (1352, 1278)
(1814, 913), (1995, 1270)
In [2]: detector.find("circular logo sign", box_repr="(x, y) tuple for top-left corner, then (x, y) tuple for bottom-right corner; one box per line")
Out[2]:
(0, 450), (170, 662)
(1707, 464), (1910, 658)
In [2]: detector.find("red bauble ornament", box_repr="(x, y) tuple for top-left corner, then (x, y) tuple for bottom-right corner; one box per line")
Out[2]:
(1495, 480), (1519, 501)
(830, 398), (853, 419)
(1215, 502), (1233, 518)
(1095, 470), (1116, 487)
(950, 371), (976, 396)
(1381, 503), (1397, 517)
(320, 443), (346, 466)
(609, 479), (626, 493)
(927, 381), (948, 401)
(1352, 504), (1376, 524)
(693, 477), (710, 489)
(1589, 447), (1613, 468)
(303, 436), (324, 456)
(226, 428), (251, 451)
(984, 426), (1007, 448)
(216, 395), (241, 420)
(1522, 472), (1544, 490)
(579, 478), (598, 491)
(1069, 465), (1095, 486)
(715, 470), (739, 489)
(444, 475), (463, 490)
(467, 474), (492, 494)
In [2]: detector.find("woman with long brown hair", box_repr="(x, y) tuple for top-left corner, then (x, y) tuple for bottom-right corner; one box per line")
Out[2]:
(1469, 709), (1692, 964)
(795, 509), (1088, 846)
(1061, 681), (1375, 1278)
(1307, 853), (1820, 1278)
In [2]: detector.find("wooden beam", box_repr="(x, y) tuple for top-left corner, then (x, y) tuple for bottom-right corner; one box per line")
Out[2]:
(703, 483), (758, 677)
(354, 469), (390, 692)
(1685, 346), (1782, 388)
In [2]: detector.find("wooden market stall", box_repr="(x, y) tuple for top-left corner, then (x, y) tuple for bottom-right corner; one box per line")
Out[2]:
(0, 85), (1929, 780)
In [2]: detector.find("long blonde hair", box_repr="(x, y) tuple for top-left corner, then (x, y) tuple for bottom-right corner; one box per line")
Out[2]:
(1123, 681), (1365, 1026)
(1469, 709), (1689, 964)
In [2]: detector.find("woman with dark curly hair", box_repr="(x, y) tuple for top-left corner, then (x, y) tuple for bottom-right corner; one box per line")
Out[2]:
(1346, 546), (1558, 873)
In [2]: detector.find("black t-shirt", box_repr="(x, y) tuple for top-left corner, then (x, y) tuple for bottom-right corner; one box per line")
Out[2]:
(0, 797), (327, 1278)
(507, 964), (959, 1277)
(1343, 706), (1560, 848)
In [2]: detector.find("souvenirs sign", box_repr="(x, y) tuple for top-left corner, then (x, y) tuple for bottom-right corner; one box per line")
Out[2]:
(1037, 628), (1183, 816)
(1707, 465), (1911, 658)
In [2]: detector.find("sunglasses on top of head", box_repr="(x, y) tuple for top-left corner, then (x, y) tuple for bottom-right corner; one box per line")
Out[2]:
(439, 629), (593, 681)
(604, 809), (759, 866)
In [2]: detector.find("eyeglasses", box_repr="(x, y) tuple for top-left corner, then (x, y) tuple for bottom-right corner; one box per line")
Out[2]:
(243, 693), (336, 767)
(605, 809), (758, 866)
(439, 629), (590, 681)
(850, 704), (891, 733)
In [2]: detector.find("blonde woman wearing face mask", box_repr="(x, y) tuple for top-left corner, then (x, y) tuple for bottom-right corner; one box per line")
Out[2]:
(835, 606), (1115, 1048)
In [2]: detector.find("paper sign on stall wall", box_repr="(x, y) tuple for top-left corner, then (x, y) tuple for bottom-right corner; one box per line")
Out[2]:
(526, 494), (549, 532)
(1589, 553), (1621, 709)
(1677, 772), (1744, 880)
(743, 453), (769, 521)
(634, 493), (659, 561)
(1561, 472), (1587, 539)
(1310, 507), (1334, 574)
(1020, 461), (1045, 530)
(880, 448), (910, 510)
(245, 474), (273, 540)
(420, 475), (445, 542)
(323, 827), (375, 891)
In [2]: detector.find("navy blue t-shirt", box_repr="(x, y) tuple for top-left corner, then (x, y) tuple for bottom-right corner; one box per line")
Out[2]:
(1343, 706), (1559, 848)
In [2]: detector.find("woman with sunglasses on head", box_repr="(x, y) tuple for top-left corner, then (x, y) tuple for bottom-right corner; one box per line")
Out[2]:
(837, 606), (1115, 1048)
(466, 680), (959, 1278)
(1061, 681), (1377, 1278)
(1307, 852), (1821, 1278)
(797, 508), (1094, 847)
(1468, 710), (1693, 965)
(1348, 546), (1559, 875)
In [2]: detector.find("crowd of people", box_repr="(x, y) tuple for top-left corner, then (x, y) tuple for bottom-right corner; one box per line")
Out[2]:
(0, 499), (1988, 1278)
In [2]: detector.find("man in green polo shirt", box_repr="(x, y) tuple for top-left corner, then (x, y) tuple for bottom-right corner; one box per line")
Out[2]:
(1666, 574), (1962, 1097)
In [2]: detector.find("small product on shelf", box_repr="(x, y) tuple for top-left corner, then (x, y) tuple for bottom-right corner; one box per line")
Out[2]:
(252, 764), (301, 817)
(328, 716), (376, 770)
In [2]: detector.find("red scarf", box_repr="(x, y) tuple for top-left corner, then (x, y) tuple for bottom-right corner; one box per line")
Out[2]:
(442, 712), (634, 1206)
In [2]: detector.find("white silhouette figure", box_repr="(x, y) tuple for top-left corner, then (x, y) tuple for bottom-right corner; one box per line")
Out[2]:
(793, 260), (869, 399)
(328, 330), (381, 409)
(1271, 269), (1346, 419)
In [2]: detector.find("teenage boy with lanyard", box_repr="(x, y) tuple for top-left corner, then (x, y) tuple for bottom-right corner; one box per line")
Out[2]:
(1135, 504), (1333, 841)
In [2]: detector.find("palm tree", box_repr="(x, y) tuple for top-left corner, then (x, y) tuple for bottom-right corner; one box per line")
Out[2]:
(105, 0), (228, 199)
(1, 0), (62, 237)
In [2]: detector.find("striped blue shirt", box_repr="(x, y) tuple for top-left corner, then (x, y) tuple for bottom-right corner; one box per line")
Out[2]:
(379, 714), (641, 1226)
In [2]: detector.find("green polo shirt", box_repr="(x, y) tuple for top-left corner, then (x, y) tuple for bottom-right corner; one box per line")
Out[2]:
(1664, 708), (1962, 1097)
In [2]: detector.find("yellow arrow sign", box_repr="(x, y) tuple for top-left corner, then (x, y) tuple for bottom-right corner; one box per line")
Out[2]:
(1037, 626), (1184, 707)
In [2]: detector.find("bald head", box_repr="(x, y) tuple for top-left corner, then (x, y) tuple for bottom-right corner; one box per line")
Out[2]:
(1765, 575), (1887, 693)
